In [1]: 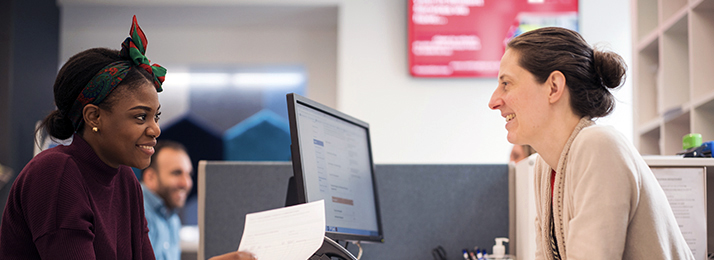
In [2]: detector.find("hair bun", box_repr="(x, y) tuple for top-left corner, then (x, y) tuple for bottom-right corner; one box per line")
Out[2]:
(43, 110), (75, 140)
(593, 49), (627, 90)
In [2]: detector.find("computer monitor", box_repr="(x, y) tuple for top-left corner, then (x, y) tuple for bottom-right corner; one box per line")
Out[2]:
(286, 93), (384, 243)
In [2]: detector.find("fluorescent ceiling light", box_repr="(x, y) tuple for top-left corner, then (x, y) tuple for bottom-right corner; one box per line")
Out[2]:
(162, 72), (304, 89)
(164, 72), (231, 88)
(232, 72), (305, 88)
(189, 73), (231, 87)
(162, 72), (190, 87)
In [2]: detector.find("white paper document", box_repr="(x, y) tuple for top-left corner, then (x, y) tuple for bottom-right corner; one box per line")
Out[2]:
(652, 167), (707, 260)
(237, 200), (326, 260)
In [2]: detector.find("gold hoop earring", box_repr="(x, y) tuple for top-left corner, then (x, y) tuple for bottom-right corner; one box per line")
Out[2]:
(92, 127), (99, 133)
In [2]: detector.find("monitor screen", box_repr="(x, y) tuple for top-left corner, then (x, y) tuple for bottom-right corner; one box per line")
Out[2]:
(286, 93), (384, 243)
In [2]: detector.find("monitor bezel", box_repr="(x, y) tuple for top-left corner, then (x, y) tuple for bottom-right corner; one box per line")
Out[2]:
(286, 93), (384, 243)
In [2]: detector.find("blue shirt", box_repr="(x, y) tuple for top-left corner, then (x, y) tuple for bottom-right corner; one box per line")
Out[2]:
(141, 184), (181, 260)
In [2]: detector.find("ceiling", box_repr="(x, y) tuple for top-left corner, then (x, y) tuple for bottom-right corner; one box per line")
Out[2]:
(62, 4), (338, 30)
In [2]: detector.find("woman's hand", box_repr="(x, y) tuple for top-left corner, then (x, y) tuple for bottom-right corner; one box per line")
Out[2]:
(208, 251), (256, 260)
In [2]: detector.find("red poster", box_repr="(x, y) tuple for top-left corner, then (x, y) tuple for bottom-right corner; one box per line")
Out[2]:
(408, 0), (578, 78)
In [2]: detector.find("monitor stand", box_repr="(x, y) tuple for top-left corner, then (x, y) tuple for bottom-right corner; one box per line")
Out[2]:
(309, 236), (358, 260)
(285, 177), (358, 260)
(285, 176), (299, 207)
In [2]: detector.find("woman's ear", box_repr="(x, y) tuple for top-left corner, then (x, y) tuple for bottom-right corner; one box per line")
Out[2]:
(83, 104), (101, 130)
(547, 70), (567, 104)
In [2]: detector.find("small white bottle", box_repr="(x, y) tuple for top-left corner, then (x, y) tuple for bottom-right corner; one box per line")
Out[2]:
(489, 237), (511, 260)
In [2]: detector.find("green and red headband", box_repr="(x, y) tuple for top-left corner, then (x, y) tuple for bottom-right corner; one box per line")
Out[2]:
(68, 15), (166, 131)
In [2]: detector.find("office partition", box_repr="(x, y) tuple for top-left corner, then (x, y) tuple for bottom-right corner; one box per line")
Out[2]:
(198, 161), (512, 260)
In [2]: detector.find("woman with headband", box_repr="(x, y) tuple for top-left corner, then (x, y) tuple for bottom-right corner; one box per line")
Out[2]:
(0, 16), (255, 260)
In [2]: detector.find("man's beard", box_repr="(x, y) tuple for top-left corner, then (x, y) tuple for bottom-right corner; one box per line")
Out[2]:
(155, 176), (184, 210)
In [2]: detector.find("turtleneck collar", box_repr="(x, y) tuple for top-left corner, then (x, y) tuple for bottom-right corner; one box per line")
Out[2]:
(66, 133), (122, 186)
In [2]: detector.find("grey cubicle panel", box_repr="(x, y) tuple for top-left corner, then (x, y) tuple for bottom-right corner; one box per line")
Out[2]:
(198, 161), (511, 260)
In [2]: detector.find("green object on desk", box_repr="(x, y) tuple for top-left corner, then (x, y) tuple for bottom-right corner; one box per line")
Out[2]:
(683, 133), (703, 150)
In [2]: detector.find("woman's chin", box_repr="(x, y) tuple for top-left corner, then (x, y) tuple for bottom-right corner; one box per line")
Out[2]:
(131, 160), (151, 170)
(506, 133), (517, 144)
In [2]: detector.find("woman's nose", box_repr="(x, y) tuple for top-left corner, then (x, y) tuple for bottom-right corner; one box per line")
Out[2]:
(147, 121), (161, 138)
(489, 89), (503, 110)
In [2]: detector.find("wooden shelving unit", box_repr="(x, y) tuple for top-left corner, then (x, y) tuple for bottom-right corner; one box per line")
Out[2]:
(633, 0), (714, 155)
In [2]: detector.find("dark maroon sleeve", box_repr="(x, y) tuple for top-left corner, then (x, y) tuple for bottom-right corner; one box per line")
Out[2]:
(141, 231), (155, 260)
(21, 154), (97, 259)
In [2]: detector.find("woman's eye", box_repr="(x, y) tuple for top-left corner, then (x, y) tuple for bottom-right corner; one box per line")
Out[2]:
(136, 114), (147, 121)
(154, 112), (161, 122)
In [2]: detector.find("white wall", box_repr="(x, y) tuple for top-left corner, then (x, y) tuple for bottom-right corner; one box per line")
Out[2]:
(580, 0), (633, 142)
(59, 0), (632, 164)
(60, 4), (339, 121)
(336, 0), (632, 164)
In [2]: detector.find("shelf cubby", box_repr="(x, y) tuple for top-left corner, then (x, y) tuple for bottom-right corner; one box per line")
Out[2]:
(635, 39), (660, 125)
(662, 0), (689, 22)
(690, 4), (714, 98)
(638, 0), (660, 41)
(692, 99), (714, 142)
(663, 111), (691, 155)
(660, 13), (689, 113)
(639, 126), (662, 155)
(692, 0), (714, 11)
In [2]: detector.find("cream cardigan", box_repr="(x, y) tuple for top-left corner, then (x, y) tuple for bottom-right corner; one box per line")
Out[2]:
(533, 118), (694, 260)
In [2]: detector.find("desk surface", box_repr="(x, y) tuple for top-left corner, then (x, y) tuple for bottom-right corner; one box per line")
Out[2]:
(181, 225), (199, 253)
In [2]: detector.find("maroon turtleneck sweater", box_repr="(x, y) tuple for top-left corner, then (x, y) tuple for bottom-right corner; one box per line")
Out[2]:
(0, 134), (155, 259)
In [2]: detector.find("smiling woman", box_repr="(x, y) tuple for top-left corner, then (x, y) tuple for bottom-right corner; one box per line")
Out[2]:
(0, 16), (165, 259)
(489, 27), (694, 260)
(0, 16), (254, 260)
